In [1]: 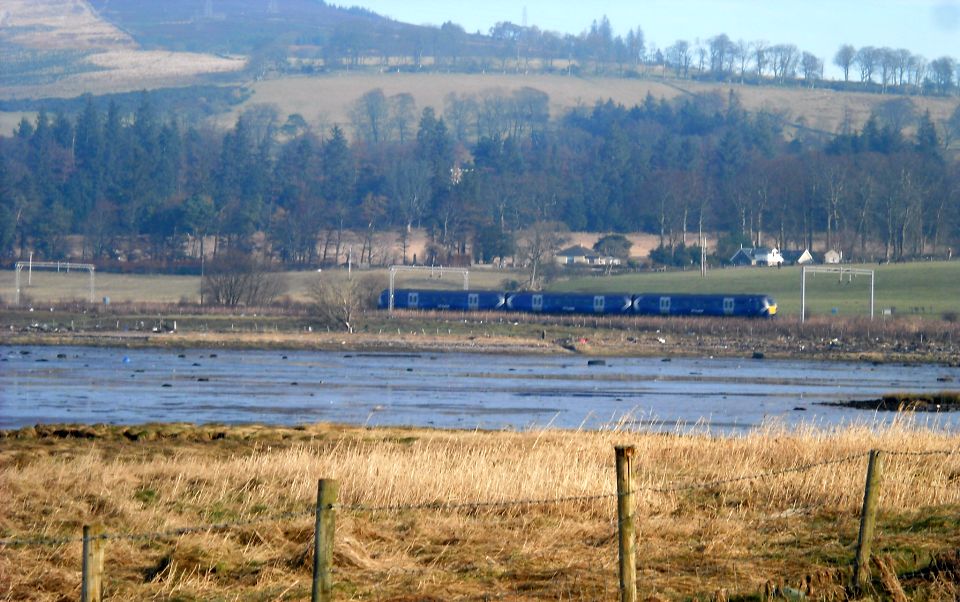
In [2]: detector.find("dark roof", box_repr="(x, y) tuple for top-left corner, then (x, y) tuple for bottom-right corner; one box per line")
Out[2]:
(556, 245), (596, 257)
(781, 249), (810, 262)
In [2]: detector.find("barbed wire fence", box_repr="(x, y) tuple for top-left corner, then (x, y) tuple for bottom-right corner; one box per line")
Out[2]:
(1, 447), (957, 601)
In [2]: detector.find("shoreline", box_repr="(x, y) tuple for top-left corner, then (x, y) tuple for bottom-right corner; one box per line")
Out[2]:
(3, 327), (959, 365)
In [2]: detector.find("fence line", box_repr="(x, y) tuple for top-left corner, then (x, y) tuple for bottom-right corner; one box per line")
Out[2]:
(2, 448), (955, 549)
(636, 451), (871, 494)
(0, 509), (314, 548)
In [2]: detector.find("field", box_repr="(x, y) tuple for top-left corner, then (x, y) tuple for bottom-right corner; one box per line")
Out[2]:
(0, 0), (245, 102)
(554, 261), (960, 320)
(2, 261), (958, 320)
(1, 421), (958, 600)
(224, 72), (960, 139)
(0, 265), (524, 306)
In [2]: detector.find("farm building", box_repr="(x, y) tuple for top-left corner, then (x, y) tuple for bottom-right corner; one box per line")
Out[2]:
(555, 245), (621, 266)
(730, 247), (785, 267)
(781, 249), (814, 265)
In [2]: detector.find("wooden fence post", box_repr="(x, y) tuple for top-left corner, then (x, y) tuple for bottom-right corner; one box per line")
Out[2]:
(81, 524), (105, 602)
(854, 450), (883, 591)
(616, 446), (637, 602)
(312, 479), (339, 602)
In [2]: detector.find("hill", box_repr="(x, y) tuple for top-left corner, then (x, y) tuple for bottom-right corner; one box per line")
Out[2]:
(225, 72), (959, 140)
(85, 0), (432, 55)
(0, 0), (245, 99)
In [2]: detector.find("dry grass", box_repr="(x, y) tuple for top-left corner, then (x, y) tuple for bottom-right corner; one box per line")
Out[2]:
(0, 264), (525, 305)
(230, 73), (959, 139)
(1, 420), (959, 600)
(1, 0), (245, 100)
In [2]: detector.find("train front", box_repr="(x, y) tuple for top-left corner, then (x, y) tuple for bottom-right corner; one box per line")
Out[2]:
(762, 296), (778, 317)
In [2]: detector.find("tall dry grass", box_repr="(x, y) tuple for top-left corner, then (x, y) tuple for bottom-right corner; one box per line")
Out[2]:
(1, 419), (959, 600)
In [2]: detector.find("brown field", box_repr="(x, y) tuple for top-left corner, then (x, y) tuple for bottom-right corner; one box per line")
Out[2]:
(0, 0), (246, 100)
(0, 264), (526, 305)
(228, 73), (959, 140)
(1, 421), (958, 600)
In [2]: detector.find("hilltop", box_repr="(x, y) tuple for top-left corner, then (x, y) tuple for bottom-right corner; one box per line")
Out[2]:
(2, 0), (958, 142)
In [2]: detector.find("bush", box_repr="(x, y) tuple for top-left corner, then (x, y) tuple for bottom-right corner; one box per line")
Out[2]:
(201, 251), (287, 307)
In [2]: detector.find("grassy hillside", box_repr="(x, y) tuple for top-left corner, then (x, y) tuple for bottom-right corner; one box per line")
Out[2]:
(551, 261), (960, 319)
(4, 2), (958, 142)
(86, 0), (423, 54)
(225, 72), (960, 139)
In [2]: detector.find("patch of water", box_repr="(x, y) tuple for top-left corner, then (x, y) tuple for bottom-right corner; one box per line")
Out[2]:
(1, 346), (957, 432)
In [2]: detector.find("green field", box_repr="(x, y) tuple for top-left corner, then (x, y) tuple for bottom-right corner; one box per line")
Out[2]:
(551, 261), (960, 319)
(2, 261), (958, 320)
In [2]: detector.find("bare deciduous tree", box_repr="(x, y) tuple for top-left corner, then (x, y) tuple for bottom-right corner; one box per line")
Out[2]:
(855, 46), (878, 83)
(666, 40), (691, 78)
(833, 45), (856, 83)
(308, 274), (380, 333)
(350, 88), (389, 143)
(202, 251), (287, 307)
(519, 220), (568, 290)
(800, 52), (823, 87)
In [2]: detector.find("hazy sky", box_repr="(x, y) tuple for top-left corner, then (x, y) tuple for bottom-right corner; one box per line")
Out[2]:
(351, 0), (960, 76)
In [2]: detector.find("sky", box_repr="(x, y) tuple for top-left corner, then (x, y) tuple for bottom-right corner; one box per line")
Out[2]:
(350, 0), (960, 77)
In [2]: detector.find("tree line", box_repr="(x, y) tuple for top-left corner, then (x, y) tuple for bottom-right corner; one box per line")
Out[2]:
(1, 90), (959, 272)
(280, 12), (960, 98)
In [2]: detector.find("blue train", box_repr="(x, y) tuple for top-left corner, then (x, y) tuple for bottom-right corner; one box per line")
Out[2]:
(379, 289), (777, 318)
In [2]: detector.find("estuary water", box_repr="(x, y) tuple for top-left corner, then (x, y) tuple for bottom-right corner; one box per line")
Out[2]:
(1, 345), (958, 432)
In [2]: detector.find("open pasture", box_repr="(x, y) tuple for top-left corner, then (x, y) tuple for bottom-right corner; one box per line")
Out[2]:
(553, 261), (960, 320)
(0, 265), (522, 306)
(228, 72), (960, 140)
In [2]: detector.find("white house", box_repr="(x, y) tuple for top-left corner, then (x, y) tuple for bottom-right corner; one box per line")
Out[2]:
(730, 246), (784, 266)
(781, 249), (814, 265)
(555, 245), (621, 266)
(823, 249), (842, 264)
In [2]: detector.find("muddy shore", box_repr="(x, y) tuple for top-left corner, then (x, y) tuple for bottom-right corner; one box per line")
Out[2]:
(3, 321), (959, 365)
(3, 303), (960, 364)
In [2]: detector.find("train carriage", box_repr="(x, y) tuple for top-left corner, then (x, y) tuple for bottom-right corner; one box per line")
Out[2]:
(633, 294), (777, 317)
(379, 289), (776, 318)
(379, 289), (505, 311)
(505, 292), (633, 315)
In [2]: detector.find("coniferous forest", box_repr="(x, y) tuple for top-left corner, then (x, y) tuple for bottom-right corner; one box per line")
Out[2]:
(1, 88), (958, 270)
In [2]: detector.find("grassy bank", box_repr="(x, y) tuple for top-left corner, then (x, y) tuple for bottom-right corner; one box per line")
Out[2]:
(3, 261), (957, 320)
(1, 421), (958, 600)
(555, 261), (960, 320)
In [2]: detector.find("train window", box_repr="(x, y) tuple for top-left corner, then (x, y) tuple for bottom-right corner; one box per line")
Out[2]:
(593, 296), (605, 312)
(408, 292), (419, 308)
(468, 293), (479, 310)
(659, 297), (671, 314)
(723, 297), (735, 315)
(532, 295), (543, 311)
